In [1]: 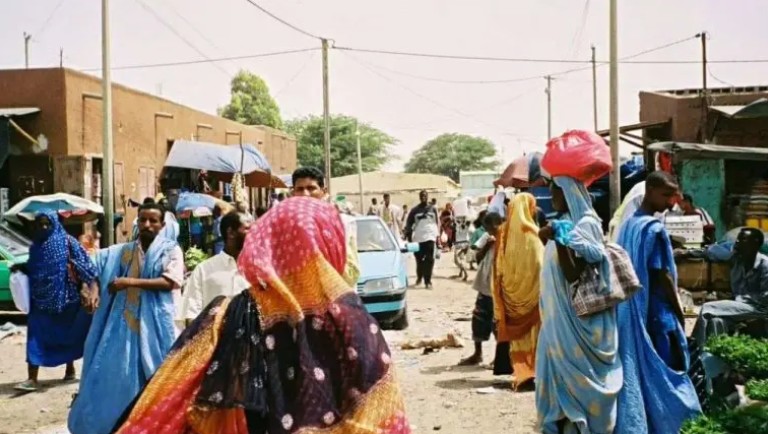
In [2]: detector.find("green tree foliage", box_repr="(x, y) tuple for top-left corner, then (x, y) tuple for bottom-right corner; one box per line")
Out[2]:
(404, 133), (498, 182)
(285, 115), (396, 177)
(219, 70), (283, 129)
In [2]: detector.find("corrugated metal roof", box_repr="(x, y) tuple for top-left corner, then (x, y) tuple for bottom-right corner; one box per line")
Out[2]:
(648, 142), (768, 161)
(710, 98), (768, 119)
(0, 107), (40, 118)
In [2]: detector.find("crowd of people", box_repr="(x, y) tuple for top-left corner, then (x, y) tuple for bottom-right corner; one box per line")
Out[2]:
(10, 159), (767, 433)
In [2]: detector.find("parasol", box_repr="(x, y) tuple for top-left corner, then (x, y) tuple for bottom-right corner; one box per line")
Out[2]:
(3, 193), (104, 225)
(494, 152), (547, 189)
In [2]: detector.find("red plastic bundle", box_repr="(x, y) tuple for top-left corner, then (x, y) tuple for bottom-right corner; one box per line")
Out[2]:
(541, 130), (613, 187)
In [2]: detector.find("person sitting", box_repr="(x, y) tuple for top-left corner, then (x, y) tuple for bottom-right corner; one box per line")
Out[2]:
(691, 227), (768, 347)
(679, 193), (715, 243)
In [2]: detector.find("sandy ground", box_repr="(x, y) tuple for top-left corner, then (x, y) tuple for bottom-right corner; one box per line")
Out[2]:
(0, 254), (537, 434)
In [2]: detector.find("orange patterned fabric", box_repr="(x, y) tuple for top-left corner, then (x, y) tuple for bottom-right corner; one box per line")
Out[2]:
(492, 193), (544, 389)
(116, 198), (409, 434)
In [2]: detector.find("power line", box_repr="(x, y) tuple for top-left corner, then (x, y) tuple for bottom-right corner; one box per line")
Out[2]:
(34, 0), (66, 38)
(334, 36), (768, 65)
(80, 47), (319, 72)
(134, 0), (231, 77)
(272, 50), (318, 98)
(242, 0), (321, 40)
(158, 0), (239, 70)
(341, 52), (531, 139)
(338, 34), (705, 85)
(708, 65), (735, 87)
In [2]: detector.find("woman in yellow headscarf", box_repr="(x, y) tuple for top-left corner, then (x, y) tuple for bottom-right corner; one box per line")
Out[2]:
(492, 192), (544, 390)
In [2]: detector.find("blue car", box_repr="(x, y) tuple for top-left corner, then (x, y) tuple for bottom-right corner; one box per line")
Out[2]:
(354, 216), (419, 330)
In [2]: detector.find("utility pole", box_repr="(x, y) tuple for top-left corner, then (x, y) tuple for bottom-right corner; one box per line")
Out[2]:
(23, 33), (31, 68)
(102, 0), (115, 245)
(699, 31), (709, 142)
(59, 48), (63, 68)
(591, 45), (598, 132)
(545, 75), (552, 139)
(609, 0), (620, 214)
(321, 38), (332, 196)
(355, 122), (364, 214)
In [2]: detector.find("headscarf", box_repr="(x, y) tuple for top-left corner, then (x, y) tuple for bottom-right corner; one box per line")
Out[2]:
(28, 209), (97, 313)
(115, 197), (408, 434)
(493, 193), (543, 341)
(493, 193), (544, 388)
(552, 176), (612, 293)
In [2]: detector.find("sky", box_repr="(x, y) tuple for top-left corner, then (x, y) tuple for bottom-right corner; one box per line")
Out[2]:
(2, 0), (767, 171)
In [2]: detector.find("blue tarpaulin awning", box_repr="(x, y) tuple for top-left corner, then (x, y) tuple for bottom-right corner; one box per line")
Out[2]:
(164, 140), (287, 188)
(165, 140), (271, 173)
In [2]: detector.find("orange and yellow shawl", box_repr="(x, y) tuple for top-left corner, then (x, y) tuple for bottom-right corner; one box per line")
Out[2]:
(492, 193), (544, 389)
(116, 197), (409, 434)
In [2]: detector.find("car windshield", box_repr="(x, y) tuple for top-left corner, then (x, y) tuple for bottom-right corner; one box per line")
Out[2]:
(356, 219), (397, 253)
(0, 224), (31, 258)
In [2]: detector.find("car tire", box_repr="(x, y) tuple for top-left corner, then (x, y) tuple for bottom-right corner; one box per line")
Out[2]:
(390, 307), (409, 330)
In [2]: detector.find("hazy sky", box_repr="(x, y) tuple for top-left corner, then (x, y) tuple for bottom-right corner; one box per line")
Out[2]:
(2, 0), (767, 170)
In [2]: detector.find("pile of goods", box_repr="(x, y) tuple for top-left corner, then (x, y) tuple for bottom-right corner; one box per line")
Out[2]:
(682, 335), (768, 433)
(540, 130), (613, 187)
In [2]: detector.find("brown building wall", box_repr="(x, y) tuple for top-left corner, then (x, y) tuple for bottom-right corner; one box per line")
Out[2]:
(640, 87), (768, 145)
(0, 69), (69, 155)
(0, 68), (297, 221)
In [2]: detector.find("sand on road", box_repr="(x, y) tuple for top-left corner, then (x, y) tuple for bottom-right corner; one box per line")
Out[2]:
(0, 254), (539, 434)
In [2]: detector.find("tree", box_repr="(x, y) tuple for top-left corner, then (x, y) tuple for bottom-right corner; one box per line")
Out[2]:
(404, 133), (498, 182)
(285, 115), (396, 177)
(219, 70), (283, 129)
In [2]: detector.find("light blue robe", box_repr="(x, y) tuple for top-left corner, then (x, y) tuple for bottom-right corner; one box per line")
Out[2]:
(535, 177), (623, 434)
(68, 237), (178, 434)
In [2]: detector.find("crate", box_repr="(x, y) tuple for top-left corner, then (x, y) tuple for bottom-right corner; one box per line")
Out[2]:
(677, 259), (730, 291)
(665, 215), (704, 247)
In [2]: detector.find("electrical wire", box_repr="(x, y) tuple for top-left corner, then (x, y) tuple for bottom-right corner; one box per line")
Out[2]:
(337, 34), (702, 85)
(708, 65), (736, 87)
(341, 51), (531, 139)
(334, 35), (768, 65)
(158, 0), (240, 71)
(79, 47), (319, 72)
(272, 50), (318, 98)
(134, 0), (232, 77)
(242, 0), (321, 40)
(33, 0), (66, 38)
(568, 0), (591, 58)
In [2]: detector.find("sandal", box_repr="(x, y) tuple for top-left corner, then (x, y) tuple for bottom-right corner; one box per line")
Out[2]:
(14, 380), (39, 392)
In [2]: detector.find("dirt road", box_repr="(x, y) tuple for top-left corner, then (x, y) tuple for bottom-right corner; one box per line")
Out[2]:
(0, 254), (538, 434)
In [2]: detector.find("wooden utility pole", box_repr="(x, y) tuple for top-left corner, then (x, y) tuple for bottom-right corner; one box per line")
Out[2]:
(591, 45), (598, 131)
(321, 38), (331, 195)
(59, 48), (63, 68)
(699, 31), (709, 142)
(545, 75), (552, 139)
(23, 33), (31, 68)
(609, 0), (620, 214)
(102, 0), (115, 245)
(355, 122), (364, 213)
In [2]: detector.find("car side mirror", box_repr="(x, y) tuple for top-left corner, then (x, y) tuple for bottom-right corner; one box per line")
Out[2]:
(401, 242), (420, 253)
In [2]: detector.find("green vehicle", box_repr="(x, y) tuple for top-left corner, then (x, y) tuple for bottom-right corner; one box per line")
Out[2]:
(0, 223), (31, 311)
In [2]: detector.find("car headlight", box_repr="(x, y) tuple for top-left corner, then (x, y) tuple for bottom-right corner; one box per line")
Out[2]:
(362, 277), (401, 293)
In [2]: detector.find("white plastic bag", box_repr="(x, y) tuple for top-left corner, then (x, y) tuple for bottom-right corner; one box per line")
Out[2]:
(10, 271), (30, 313)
